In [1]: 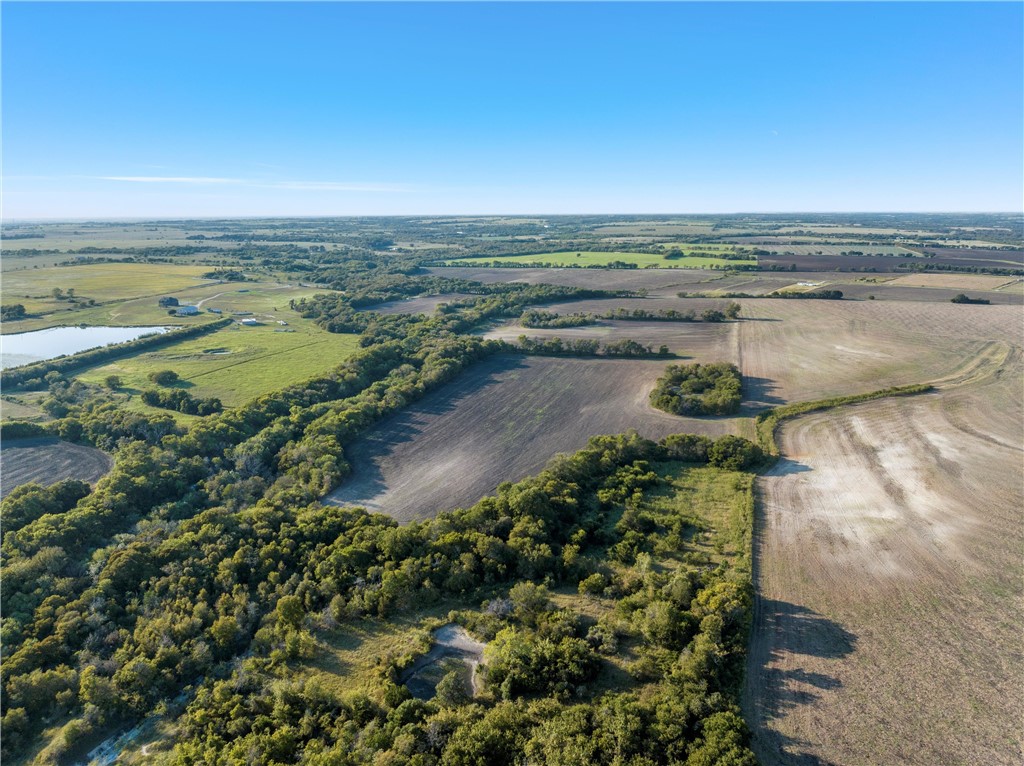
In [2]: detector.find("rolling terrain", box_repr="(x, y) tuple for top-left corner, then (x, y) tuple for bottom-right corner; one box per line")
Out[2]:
(744, 354), (1024, 765)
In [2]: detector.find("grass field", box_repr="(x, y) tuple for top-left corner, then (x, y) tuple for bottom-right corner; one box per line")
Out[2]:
(3, 276), (333, 334)
(324, 355), (748, 522)
(2, 263), (215, 311)
(443, 251), (756, 269)
(744, 354), (1023, 765)
(77, 323), (361, 406)
(0, 437), (112, 498)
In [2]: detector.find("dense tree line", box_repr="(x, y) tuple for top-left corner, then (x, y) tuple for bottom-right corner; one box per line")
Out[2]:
(650, 363), (743, 416)
(512, 335), (672, 358)
(520, 309), (597, 328)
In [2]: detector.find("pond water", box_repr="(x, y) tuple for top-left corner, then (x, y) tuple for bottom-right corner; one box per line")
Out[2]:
(1, 326), (169, 369)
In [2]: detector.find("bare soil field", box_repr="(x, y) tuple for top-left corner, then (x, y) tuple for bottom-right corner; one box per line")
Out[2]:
(323, 355), (745, 522)
(482, 315), (736, 359)
(917, 247), (1024, 268)
(759, 253), (926, 272)
(761, 250), (1022, 273)
(885, 273), (1019, 290)
(366, 293), (475, 315)
(822, 280), (1023, 305)
(735, 299), (1022, 406)
(744, 353), (1024, 765)
(425, 266), (748, 297)
(0, 437), (112, 498)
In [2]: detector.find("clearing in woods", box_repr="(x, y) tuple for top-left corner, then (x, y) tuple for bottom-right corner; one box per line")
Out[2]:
(743, 346), (1023, 765)
(323, 354), (747, 522)
(0, 438), (113, 498)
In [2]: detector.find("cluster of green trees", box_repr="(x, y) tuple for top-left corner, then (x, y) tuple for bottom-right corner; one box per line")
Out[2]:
(519, 309), (597, 328)
(1, 412), (762, 764)
(160, 431), (760, 764)
(2, 303), (27, 320)
(140, 388), (223, 415)
(650, 363), (743, 416)
(950, 293), (991, 305)
(604, 304), (740, 322)
(771, 289), (844, 300)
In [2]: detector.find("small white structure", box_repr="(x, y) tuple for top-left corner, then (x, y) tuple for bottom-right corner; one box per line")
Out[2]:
(175, 305), (200, 316)
(239, 318), (259, 326)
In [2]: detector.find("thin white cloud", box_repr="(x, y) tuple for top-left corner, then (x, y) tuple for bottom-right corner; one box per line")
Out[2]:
(96, 176), (412, 192)
(265, 181), (412, 193)
(101, 176), (241, 184)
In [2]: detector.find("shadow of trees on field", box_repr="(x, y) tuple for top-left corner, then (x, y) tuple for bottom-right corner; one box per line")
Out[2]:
(746, 599), (856, 766)
(768, 458), (812, 477)
(745, 477), (857, 766)
(741, 375), (786, 413)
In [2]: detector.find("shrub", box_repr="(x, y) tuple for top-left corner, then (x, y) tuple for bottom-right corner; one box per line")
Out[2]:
(148, 370), (179, 386)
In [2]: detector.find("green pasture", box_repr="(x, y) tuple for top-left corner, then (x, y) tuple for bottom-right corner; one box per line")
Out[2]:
(443, 251), (756, 269)
(77, 322), (361, 406)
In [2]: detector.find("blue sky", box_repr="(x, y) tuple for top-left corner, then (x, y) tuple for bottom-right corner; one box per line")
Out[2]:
(3, 2), (1022, 218)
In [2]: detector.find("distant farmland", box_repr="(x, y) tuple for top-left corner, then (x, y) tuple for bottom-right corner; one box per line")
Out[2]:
(323, 355), (746, 522)
(442, 250), (756, 269)
(1, 263), (214, 317)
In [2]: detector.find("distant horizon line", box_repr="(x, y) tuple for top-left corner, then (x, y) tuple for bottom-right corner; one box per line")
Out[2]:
(4, 211), (1021, 225)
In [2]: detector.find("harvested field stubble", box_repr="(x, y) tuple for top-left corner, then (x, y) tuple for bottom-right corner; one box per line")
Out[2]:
(424, 266), (738, 296)
(744, 353), (1024, 766)
(366, 293), (476, 315)
(482, 314), (736, 358)
(323, 355), (746, 522)
(736, 299), (1022, 405)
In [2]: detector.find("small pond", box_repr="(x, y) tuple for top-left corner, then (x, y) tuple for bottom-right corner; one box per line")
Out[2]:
(1, 326), (169, 369)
